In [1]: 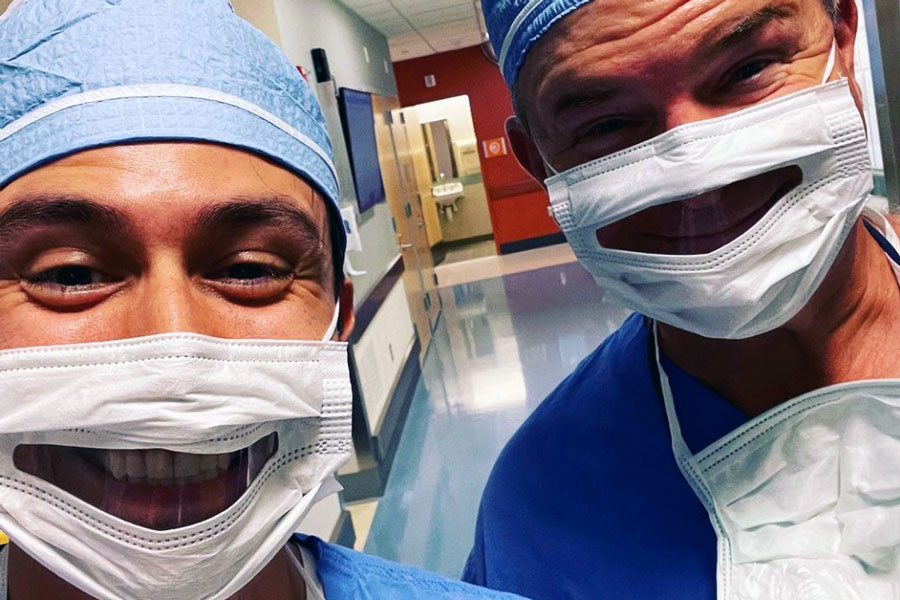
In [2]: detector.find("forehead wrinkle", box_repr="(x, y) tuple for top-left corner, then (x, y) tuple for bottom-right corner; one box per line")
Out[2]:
(527, 0), (710, 124)
(526, 0), (801, 130)
(702, 2), (799, 51)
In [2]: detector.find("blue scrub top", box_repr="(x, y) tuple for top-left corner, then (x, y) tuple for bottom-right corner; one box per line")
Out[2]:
(295, 535), (529, 599)
(461, 218), (900, 600)
(461, 313), (748, 599)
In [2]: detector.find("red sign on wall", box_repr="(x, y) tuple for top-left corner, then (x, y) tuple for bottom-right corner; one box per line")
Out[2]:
(482, 137), (508, 159)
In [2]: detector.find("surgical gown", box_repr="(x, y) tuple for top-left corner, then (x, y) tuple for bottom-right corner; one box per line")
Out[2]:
(0, 535), (528, 599)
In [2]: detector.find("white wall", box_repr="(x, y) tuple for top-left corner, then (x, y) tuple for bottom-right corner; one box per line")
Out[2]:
(352, 278), (416, 429)
(272, 0), (403, 306)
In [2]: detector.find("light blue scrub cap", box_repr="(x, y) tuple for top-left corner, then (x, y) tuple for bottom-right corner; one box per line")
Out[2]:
(0, 0), (345, 255)
(483, 0), (594, 86)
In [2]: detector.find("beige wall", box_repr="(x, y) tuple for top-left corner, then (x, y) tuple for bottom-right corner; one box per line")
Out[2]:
(0, 0), (14, 15)
(230, 0), (283, 47)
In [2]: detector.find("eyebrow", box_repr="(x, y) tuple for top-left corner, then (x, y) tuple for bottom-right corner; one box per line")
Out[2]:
(0, 194), (326, 257)
(703, 3), (798, 53)
(0, 195), (131, 249)
(552, 87), (620, 122)
(194, 196), (327, 258)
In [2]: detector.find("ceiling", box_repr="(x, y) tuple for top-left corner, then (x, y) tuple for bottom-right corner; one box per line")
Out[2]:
(338, 0), (486, 62)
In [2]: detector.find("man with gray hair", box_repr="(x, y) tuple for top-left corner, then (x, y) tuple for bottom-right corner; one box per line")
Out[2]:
(465, 0), (900, 598)
(0, 1), (531, 598)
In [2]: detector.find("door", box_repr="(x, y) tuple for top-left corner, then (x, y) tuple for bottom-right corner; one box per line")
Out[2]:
(399, 107), (443, 248)
(370, 94), (441, 355)
(388, 105), (442, 333)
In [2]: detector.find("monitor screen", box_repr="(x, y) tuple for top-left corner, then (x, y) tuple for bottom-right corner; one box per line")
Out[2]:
(338, 88), (386, 214)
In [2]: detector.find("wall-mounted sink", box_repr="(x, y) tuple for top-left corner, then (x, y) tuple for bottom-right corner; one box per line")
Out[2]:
(432, 182), (465, 222)
(432, 182), (464, 206)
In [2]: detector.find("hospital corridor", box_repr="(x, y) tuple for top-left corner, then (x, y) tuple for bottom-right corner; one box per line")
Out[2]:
(4, 0), (900, 598)
(358, 257), (630, 576)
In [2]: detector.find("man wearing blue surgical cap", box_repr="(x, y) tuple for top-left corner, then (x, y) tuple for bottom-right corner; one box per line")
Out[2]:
(465, 0), (900, 599)
(0, 1), (530, 599)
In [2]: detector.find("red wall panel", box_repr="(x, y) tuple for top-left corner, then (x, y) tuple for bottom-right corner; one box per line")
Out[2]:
(393, 45), (559, 251)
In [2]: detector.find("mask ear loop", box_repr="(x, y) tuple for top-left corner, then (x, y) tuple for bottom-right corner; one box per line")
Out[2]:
(822, 39), (838, 85)
(322, 301), (341, 342)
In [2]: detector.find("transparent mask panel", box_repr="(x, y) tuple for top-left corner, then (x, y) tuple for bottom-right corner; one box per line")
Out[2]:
(595, 166), (803, 255)
(12, 433), (278, 530)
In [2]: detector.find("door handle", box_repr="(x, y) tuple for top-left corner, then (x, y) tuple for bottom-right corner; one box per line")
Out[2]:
(400, 243), (413, 250)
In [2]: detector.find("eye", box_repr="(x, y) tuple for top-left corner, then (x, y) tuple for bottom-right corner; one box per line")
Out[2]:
(203, 254), (297, 302)
(732, 59), (772, 83)
(587, 117), (629, 136)
(216, 262), (291, 283)
(22, 263), (124, 309)
(28, 265), (111, 287)
(208, 261), (293, 285)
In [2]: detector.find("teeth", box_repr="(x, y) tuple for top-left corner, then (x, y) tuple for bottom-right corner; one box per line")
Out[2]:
(146, 449), (173, 484)
(126, 451), (147, 482)
(106, 451), (127, 481)
(101, 449), (235, 485)
(200, 455), (218, 479)
(174, 453), (201, 480)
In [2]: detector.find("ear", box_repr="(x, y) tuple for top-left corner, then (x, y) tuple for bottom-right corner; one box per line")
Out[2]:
(338, 276), (355, 342)
(832, 0), (866, 117)
(834, 0), (859, 73)
(506, 116), (550, 188)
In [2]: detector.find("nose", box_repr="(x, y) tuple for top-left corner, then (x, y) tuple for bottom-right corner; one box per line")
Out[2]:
(662, 96), (724, 131)
(126, 264), (215, 338)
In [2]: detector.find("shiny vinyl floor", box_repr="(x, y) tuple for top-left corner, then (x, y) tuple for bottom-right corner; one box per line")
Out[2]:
(363, 260), (631, 577)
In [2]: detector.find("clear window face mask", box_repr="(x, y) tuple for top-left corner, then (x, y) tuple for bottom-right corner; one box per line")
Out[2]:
(12, 433), (278, 530)
(0, 302), (351, 600)
(593, 165), (805, 255)
(5, 302), (342, 532)
(545, 40), (874, 339)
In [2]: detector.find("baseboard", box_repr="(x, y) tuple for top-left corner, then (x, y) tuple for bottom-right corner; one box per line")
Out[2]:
(330, 509), (356, 549)
(498, 232), (566, 255)
(337, 336), (422, 503)
(371, 336), (422, 473)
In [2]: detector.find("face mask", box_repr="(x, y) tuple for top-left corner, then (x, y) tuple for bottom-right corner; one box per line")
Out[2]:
(0, 306), (351, 600)
(546, 44), (873, 339)
(652, 211), (900, 597)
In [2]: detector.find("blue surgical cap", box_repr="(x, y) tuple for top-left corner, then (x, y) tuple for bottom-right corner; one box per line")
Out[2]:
(0, 0), (345, 257)
(483, 0), (594, 87)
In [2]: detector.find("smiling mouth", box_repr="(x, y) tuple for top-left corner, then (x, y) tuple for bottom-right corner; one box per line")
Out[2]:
(596, 166), (804, 255)
(13, 433), (278, 530)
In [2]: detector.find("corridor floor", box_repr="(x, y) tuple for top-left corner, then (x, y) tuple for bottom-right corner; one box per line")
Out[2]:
(362, 260), (631, 577)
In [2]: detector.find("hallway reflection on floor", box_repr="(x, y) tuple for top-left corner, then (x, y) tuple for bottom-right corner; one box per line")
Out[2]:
(364, 261), (631, 577)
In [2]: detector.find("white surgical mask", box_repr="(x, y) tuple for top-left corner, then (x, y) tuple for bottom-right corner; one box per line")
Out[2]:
(653, 211), (900, 597)
(547, 44), (874, 339)
(0, 305), (351, 600)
